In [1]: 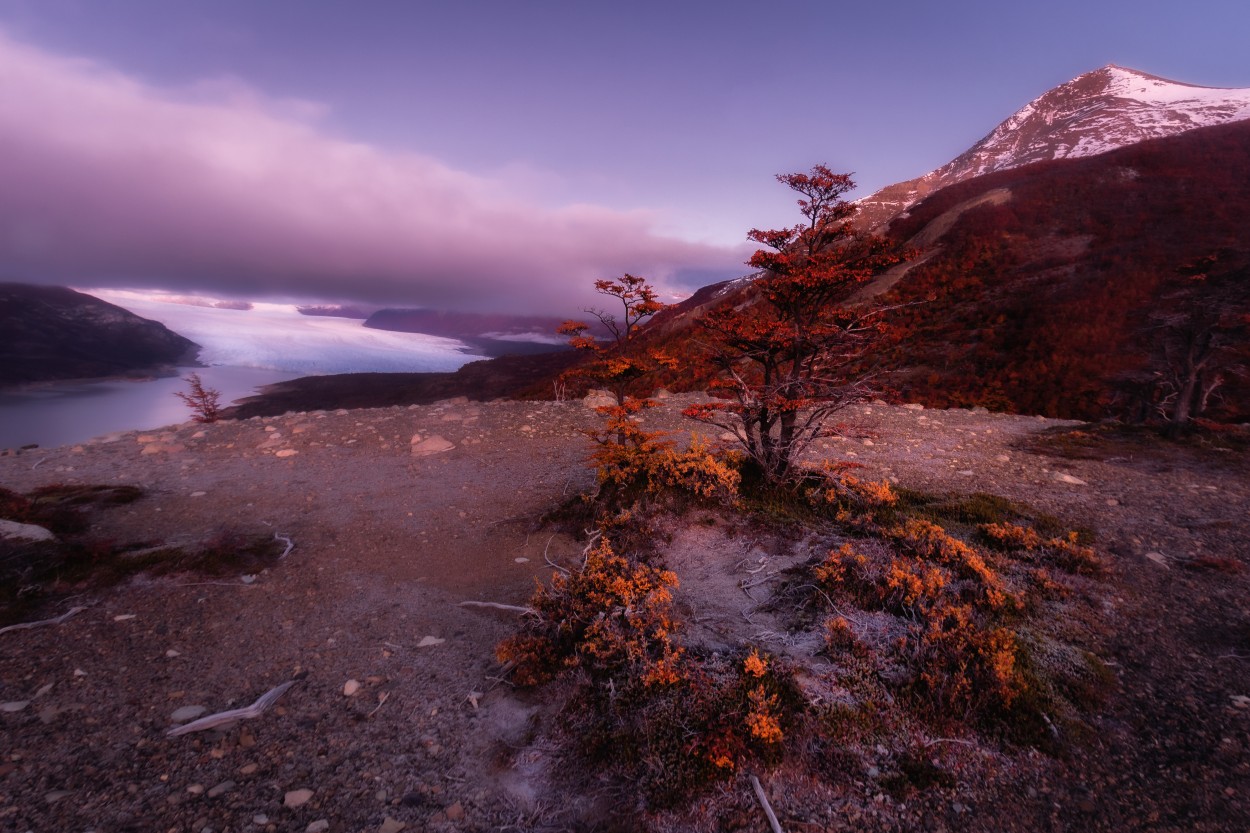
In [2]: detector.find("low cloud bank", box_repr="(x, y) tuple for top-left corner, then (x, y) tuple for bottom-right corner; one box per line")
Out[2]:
(0, 31), (742, 314)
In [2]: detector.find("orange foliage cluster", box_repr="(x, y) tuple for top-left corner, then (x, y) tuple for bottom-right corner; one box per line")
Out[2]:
(807, 461), (899, 519)
(585, 398), (740, 505)
(497, 536), (683, 688)
(980, 522), (1103, 576)
(499, 533), (799, 805)
(809, 471), (1103, 724)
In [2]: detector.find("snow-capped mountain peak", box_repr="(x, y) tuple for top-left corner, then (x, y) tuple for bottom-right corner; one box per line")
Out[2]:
(855, 65), (1250, 230)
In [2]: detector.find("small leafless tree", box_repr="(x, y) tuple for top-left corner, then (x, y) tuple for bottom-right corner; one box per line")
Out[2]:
(175, 372), (223, 423)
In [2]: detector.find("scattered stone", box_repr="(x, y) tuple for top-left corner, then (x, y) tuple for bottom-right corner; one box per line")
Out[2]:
(0, 519), (56, 542)
(166, 649), (182, 658)
(239, 763), (259, 775)
(171, 705), (208, 723)
(186, 784), (205, 795)
(1145, 552), (1169, 568)
(44, 790), (71, 804)
(1106, 498), (1119, 506)
(1, 700), (30, 712)
(1055, 473), (1087, 485)
(253, 815), (269, 825)
(445, 801), (465, 821)
(306, 821), (330, 833)
(275, 449), (298, 458)
(343, 679), (361, 697)
(1231, 695), (1250, 709)
(995, 454), (1011, 462)
(514, 557), (529, 563)
(190, 490), (207, 497)
(207, 780), (235, 798)
(113, 614), (137, 622)
(902, 403), (925, 411)
(33, 683), (53, 698)
(417, 636), (446, 648)
(582, 390), (615, 409)
(411, 435), (456, 456)
(285, 788), (315, 808)
(379, 818), (407, 833)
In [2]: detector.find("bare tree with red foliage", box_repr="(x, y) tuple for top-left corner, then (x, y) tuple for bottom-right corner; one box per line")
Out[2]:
(683, 165), (905, 482)
(558, 274), (671, 406)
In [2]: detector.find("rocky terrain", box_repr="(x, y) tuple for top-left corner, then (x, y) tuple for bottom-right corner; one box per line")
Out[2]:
(0, 395), (1248, 832)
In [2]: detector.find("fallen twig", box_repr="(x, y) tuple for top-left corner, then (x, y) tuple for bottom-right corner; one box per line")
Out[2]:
(367, 691), (390, 718)
(167, 680), (296, 737)
(923, 737), (978, 748)
(275, 533), (294, 559)
(750, 774), (784, 833)
(542, 535), (568, 576)
(0, 606), (87, 636)
(458, 601), (535, 615)
(740, 571), (781, 591)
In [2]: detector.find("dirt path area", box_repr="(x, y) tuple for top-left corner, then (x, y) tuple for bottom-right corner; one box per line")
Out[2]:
(1, 396), (1247, 832)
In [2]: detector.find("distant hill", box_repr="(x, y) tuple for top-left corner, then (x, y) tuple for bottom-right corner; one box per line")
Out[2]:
(870, 119), (1250, 422)
(0, 283), (198, 387)
(558, 122), (1250, 424)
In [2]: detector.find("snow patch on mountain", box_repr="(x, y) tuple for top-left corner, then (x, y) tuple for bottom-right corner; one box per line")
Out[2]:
(856, 65), (1250, 230)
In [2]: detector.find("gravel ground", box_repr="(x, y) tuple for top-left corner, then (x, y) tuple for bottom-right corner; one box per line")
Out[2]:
(1, 395), (1247, 832)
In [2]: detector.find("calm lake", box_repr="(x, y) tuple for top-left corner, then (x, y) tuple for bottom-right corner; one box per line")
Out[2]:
(0, 366), (303, 450)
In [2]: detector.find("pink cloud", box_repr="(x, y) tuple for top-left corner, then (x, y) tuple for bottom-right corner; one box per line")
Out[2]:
(0, 30), (743, 313)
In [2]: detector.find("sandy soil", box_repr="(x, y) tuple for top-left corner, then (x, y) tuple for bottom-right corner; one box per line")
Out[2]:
(1, 395), (1247, 832)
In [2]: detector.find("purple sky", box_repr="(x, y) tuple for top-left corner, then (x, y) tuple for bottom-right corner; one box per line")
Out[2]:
(0, 0), (1246, 314)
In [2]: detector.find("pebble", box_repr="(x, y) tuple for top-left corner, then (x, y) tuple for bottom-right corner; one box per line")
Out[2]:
(285, 788), (315, 808)
(275, 449), (298, 458)
(44, 790), (71, 804)
(445, 801), (465, 821)
(1145, 552), (1169, 568)
(417, 635), (446, 648)
(307, 821), (330, 833)
(343, 679), (361, 697)
(187, 784), (205, 795)
(1055, 473), (1087, 485)
(171, 703), (208, 721)
(379, 818), (407, 833)
(207, 779), (236, 798)
(0, 700), (29, 712)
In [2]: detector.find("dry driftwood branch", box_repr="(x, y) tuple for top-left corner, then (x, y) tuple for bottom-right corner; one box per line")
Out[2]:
(750, 774), (785, 833)
(457, 601), (535, 615)
(923, 737), (978, 748)
(167, 680), (296, 737)
(275, 533), (294, 559)
(0, 605), (87, 636)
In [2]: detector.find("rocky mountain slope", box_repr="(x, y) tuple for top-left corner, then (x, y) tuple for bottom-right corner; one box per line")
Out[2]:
(0, 283), (198, 388)
(855, 65), (1250, 231)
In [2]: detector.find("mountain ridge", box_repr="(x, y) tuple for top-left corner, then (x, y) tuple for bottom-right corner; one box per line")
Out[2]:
(855, 64), (1250, 231)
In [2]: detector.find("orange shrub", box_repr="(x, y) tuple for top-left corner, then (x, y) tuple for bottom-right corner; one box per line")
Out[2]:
(497, 536), (684, 689)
